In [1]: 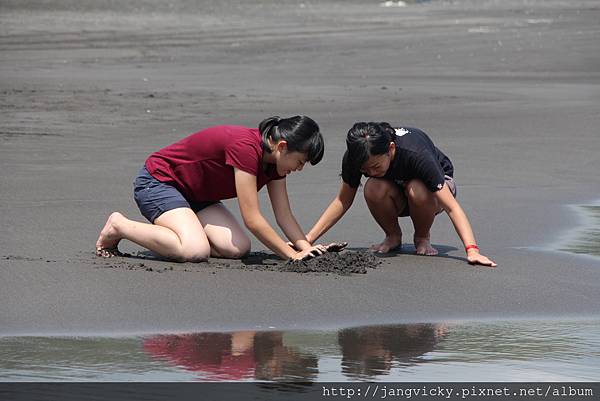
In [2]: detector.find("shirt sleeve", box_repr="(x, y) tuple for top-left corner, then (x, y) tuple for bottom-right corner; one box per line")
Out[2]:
(224, 137), (261, 176)
(340, 150), (362, 188)
(407, 150), (447, 192)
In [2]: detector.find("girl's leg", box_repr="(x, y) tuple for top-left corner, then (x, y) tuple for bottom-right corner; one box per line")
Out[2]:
(363, 178), (406, 253)
(95, 208), (211, 262)
(404, 179), (441, 256)
(196, 203), (251, 258)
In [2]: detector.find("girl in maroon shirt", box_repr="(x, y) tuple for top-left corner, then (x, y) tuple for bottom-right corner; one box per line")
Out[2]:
(96, 115), (332, 261)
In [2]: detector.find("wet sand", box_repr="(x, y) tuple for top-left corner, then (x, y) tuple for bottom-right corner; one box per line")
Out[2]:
(1, 0), (600, 335)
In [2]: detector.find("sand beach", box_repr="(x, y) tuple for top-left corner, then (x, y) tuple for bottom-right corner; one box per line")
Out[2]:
(1, 0), (600, 336)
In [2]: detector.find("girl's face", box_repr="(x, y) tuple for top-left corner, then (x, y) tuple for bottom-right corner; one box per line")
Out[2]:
(272, 141), (307, 176)
(360, 142), (396, 178)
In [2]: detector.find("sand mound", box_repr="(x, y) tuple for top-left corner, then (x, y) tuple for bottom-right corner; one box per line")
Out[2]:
(283, 251), (380, 275)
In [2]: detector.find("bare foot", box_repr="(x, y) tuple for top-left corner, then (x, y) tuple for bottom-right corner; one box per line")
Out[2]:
(95, 212), (124, 258)
(414, 236), (438, 256)
(370, 235), (402, 253)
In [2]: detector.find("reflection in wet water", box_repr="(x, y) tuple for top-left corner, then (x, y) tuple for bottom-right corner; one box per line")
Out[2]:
(338, 324), (446, 378)
(141, 324), (447, 381)
(143, 331), (318, 381)
(1, 320), (599, 381)
(561, 205), (600, 258)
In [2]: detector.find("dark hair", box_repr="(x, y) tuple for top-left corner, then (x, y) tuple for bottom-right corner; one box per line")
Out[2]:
(345, 122), (395, 172)
(258, 115), (324, 165)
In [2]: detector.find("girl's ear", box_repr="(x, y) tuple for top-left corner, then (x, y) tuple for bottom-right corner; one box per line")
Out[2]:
(276, 140), (288, 153)
(388, 142), (396, 152)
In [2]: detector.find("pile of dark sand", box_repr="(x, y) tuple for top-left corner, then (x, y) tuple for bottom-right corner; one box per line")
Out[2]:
(92, 250), (380, 275)
(228, 250), (381, 275)
(282, 251), (380, 275)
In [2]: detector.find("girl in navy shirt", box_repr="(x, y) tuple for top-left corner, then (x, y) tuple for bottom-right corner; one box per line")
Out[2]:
(306, 122), (496, 267)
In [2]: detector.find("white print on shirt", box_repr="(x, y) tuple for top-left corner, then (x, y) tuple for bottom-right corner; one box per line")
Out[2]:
(395, 128), (409, 137)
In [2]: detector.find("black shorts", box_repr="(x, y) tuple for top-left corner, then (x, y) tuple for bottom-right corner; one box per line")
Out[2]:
(133, 167), (220, 223)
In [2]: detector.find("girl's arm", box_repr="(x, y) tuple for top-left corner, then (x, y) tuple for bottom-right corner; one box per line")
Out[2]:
(266, 179), (312, 251)
(306, 182), (358, 244)
(435, 184), (497, 267)
(234, 168), (325, 260)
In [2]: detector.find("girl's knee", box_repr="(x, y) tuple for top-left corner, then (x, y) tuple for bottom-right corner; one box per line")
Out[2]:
(236, 236), (252, 257)
(179, 245), (210, 262)
(218, 236), (251, 259)
(364, 178), (392, 202)
(406, 180), (433, 206)
(222, 247), (250, 259)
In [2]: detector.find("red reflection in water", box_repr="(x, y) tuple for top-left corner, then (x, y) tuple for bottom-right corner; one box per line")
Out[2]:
(143, 331), (318, 381)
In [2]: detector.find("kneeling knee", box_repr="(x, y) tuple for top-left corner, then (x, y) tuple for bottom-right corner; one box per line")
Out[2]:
(178, 247), (210, 263)
(221, 238), (251, 259)
(224, 247), (250, 259)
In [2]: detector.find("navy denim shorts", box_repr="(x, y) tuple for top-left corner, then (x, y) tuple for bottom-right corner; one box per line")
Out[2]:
(133, 167), (220, 223)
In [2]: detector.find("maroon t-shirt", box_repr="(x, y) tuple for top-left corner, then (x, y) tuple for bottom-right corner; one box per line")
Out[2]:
(145, 125), (284, 202)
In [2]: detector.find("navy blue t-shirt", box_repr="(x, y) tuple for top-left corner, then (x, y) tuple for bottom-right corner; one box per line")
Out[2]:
(341, 127), (454, 192)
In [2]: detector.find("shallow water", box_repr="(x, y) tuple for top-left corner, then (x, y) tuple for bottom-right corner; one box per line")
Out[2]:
(1, 320), (599, 382)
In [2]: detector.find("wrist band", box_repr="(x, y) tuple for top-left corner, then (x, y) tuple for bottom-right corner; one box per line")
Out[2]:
(465, 245), (479, 252)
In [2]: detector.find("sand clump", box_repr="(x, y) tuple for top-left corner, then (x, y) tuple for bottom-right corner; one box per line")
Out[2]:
(233, 250), (381, 275)
(283, 251), (380, 275)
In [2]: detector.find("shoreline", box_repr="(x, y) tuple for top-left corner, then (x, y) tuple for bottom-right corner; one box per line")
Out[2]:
(2, 315), (600, 339)
(520, 198), (600, 263)
(554, 200), (600, 258)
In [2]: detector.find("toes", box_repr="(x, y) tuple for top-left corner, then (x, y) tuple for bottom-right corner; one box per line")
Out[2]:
(416, 248), (438, 256)
(95, 247), (122, 258)
(415, 244), (437, 256)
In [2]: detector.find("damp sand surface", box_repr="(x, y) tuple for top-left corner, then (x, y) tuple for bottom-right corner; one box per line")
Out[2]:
(1, 0), (600, 335)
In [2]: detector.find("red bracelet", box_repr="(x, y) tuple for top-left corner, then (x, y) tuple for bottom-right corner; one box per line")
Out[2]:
(465, 244), (479, 252)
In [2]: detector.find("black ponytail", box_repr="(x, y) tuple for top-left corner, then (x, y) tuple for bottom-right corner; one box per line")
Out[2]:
(346, 122), (395, 173)
(258, 116), (281, 152)
(258, 115), (324, 165)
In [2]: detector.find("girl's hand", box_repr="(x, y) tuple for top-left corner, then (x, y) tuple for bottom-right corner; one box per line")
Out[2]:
(467, 250), (497, 267)
(287, 241), (347, 253)
(292, 244), (328, 261)
(325, 242), (348, 252)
